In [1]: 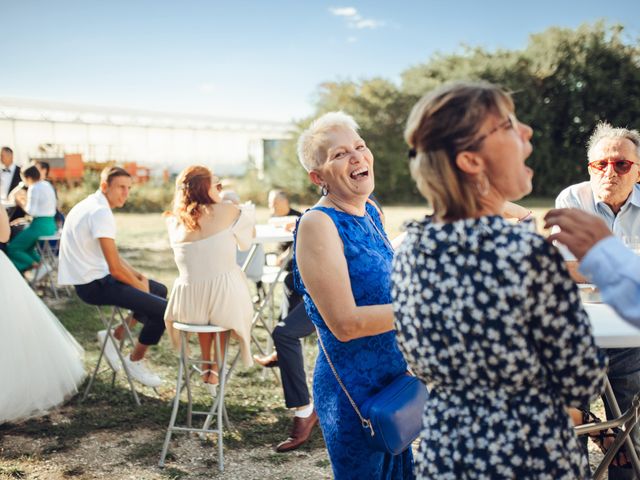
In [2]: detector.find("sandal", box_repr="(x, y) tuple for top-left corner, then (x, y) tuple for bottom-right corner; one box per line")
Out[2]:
(580, 409), (631, 468)
(200, 367), (219, 396)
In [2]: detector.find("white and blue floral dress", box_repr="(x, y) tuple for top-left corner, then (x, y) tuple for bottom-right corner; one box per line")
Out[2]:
(391, 215), (608, 479)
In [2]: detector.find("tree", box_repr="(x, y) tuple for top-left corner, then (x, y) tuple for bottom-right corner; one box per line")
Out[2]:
(268, 21), (640, 202)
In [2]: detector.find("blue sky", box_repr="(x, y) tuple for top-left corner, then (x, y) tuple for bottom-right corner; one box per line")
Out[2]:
(1, 0), (638, 121)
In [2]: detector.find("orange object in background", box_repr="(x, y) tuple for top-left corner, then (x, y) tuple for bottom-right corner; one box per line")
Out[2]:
(34, 154), (85, 185)
(123, 162), (150, 184)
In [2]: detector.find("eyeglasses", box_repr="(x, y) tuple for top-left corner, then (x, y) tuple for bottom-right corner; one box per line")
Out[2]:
(588, 158), (640, 176)
(468, 113), (517, 151)
(215, 183), (223, 192)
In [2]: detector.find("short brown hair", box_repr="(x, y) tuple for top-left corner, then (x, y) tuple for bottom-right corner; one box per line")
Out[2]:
(100, 166), (131, 185)
(405, 81), (514, 221)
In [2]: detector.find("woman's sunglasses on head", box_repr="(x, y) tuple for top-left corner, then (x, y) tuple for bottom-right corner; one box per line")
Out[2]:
(588, 158), (640, 176)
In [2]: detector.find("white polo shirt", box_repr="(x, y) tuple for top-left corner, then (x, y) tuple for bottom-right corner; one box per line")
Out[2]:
(58, 190), (116, 285)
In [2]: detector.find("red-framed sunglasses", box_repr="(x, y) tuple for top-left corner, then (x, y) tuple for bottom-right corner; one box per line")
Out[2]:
(215, 183), (223, 192)
(588, 158), (640, 176)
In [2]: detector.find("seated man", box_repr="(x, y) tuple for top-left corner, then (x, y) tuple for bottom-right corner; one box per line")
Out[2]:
(58, 166), (167, 388)
(0, 147), (26, 251)
(555, 122), (640, 478)
(254, 189), (318, 452)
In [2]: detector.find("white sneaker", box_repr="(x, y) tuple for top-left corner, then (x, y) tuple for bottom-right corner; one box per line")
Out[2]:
(33, 262), (52, 282)
(96, 329), (122, 372)
(123, 356), (162, 388)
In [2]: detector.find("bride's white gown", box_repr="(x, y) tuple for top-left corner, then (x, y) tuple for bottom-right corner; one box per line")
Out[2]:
(0, 251), (85, 423)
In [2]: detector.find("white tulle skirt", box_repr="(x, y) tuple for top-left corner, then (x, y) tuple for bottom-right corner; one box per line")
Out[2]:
(0, 251), (85, 424)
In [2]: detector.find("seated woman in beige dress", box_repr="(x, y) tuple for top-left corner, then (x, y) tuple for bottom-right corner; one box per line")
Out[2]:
(164, 165), (255, 393)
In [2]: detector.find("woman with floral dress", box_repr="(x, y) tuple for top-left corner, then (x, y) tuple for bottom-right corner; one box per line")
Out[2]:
(392, 81), (608, 479)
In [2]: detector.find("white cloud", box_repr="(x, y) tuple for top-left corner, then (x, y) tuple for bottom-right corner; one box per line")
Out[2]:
(353, 18), (383, 29)
(347, 36), (357, 43)
(329, 7), (357, 17)
(328, 6), (384, 30)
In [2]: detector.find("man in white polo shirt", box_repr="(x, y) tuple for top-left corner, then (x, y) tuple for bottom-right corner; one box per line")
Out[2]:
(59, 166), (167, 387)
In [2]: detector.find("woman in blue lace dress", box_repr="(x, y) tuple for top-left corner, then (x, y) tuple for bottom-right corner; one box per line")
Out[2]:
(293, 111), (414, 479)
(392, 81), (608, 479)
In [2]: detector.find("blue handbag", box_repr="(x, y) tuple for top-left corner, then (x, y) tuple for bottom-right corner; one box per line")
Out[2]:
(317, 330), (428, 455)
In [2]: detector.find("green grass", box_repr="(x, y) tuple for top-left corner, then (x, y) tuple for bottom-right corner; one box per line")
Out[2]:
(0, 208), (329, 478)
(0, 202), (561, 478)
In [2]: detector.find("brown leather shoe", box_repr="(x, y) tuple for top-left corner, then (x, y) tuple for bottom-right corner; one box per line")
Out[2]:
(275, 411), (318, 452)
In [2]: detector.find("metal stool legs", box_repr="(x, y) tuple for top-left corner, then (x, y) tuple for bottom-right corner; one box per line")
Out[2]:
(575, 384), (640, 479)
(81, 306), (141, 406)
(159, 326), (231, 472)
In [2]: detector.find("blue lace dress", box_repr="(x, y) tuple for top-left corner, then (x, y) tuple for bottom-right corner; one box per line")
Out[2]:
(293, 203), (414, 480)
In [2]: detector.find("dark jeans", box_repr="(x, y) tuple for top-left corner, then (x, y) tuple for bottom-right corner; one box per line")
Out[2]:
(75, 274), (168, 346)
(273, 277), (315, 408)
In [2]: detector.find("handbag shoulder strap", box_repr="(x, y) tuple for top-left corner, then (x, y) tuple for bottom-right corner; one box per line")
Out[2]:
(315, 327), (374, 436)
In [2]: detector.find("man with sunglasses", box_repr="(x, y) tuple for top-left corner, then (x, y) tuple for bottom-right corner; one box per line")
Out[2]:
(556, 122), (640, 478)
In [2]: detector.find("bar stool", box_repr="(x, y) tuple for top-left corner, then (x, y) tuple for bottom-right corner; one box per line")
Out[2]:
(82, 306), (142, 406)
(159, 323), (231, 472)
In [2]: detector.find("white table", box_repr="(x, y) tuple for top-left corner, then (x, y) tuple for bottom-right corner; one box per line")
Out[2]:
(587, 303), (640, 349)
(229, 225), (294, 378)
(582, 302), (640, 478)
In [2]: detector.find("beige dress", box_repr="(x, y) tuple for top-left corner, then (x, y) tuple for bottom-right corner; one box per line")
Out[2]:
(164, 207), (255, 366)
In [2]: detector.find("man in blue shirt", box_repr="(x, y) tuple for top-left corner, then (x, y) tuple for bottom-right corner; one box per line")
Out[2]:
(555, 122), (640, 478)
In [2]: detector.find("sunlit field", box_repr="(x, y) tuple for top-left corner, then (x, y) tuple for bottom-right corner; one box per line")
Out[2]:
(3, 199), (610, 480)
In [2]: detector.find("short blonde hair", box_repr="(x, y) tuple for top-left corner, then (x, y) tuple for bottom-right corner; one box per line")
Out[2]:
(297, 111), (359, 172)
(404, 81), (514, 221)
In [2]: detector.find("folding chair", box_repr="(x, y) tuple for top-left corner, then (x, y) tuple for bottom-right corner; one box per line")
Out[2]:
(159, 323), (231, 472)
(82, 306), (142, 406)
(575, 385), (640, 479)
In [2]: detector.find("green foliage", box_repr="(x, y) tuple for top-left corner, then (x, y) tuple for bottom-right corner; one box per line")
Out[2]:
(269, 21), (640, 202)
(56, 177), (175, 214)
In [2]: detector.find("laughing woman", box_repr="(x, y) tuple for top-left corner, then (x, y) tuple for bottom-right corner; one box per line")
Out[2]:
(392, 81), (607, 479)
(293, 112), (414, 479)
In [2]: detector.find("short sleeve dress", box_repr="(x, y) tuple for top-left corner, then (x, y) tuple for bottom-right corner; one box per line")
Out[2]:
(165, 206), (255, 367)
(392, 215), (608, 479)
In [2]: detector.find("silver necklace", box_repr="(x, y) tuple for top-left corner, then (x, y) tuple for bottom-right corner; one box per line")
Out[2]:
(324, 198), (392, 251)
